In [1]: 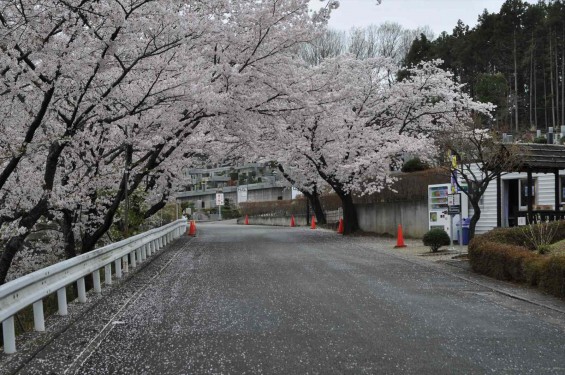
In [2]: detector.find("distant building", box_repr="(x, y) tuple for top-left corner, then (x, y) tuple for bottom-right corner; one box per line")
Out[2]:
(176, 163), (292, 209)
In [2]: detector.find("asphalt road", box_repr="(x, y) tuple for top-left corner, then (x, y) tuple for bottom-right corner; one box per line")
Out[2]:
(3, 223), (565, 374)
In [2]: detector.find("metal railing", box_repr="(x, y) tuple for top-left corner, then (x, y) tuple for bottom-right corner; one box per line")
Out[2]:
(0, 218), (187, 354)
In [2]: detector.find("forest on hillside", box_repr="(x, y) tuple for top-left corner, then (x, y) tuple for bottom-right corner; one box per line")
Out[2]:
(403, 0), (565, 134)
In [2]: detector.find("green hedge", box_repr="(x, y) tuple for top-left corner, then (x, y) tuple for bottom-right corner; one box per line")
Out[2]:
(468, 223), (565, 298)
(474, 221), (565, 250)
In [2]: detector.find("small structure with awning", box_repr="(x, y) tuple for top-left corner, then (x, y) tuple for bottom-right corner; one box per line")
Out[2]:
(492, 143), (565, 227)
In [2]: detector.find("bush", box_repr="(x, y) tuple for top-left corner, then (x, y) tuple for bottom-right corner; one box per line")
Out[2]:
(423, 228), (451, 252)
(469, 221), (565, 298)
(476, 221), (565, 251)
(401, 157), (429, 173)
(468, 238), (536, 282)
(533, 136), (547, 144)
(538, 256), (565, 297)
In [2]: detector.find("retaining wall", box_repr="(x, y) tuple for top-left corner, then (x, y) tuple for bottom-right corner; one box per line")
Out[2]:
(238, 200), (429, 238)
(356, 201), (428, 238)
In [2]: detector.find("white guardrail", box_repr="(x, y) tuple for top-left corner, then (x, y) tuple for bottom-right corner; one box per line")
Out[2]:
(0, 218), (188, 354)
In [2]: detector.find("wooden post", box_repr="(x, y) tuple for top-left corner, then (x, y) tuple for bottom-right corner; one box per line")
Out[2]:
(556, 168), (560, 220)
(527, 169), (534, 223)
(497, 174), (502, 227)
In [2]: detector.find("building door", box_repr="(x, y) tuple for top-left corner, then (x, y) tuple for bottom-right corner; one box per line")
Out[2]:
(505, 179), (519, 227)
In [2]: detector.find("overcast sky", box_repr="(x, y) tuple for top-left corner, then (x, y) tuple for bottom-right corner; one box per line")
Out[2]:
(321, 0), (507, 37)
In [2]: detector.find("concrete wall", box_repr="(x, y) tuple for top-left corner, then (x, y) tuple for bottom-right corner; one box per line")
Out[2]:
(356, 201), (428, 238)
(238, 201), (429, 238)
(236, 215), (307, 227)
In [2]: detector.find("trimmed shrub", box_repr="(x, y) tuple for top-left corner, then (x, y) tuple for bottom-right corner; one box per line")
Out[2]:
(523, 257), (549, 286)
(423, 228), (451, 252)
(469, 221), (565, 298)
(533, 136), (547, 144)
(476, 221), (565, 251)
(401, 157), (429, 173)
(468, 238), (536, 282)
(538, 256), (565, 297)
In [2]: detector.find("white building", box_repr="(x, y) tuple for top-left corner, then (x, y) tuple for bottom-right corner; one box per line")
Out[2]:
(176, 163), (292, 209)
(470, 144), (565, 234)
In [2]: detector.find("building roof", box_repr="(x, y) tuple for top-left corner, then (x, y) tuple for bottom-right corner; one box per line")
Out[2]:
(501, 143), (565, 172)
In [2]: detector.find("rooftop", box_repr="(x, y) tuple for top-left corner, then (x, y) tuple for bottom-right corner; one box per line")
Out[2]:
(501, 143), (565, 173)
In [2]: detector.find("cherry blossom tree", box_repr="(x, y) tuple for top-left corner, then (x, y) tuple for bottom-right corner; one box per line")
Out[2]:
(0, 0), (217, 282)
(253, 57), (494, 234)
(0, 0), (328, 283)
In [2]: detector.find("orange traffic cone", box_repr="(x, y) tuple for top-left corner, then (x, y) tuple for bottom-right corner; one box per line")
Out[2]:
(188, 220), (196, 236)
(245, 215), (249, 225)
(310, 217), (316, 229)
(394, 224), (406, 248)
(337, 218), (344, 234)
(290, 215), (296, 227)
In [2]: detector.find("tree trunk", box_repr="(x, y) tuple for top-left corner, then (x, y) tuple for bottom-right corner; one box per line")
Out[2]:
(275, 164), (326, 224)
(550, 33), (556, 128)
(469, 199), (482, 240)
(304, 190), (326, 224)
(335, 189), (359, 234)
(81, 174), (129, 253)
(534, 56), (538, 128)
(60, 209), (77, 259)
(556, 39), (560, 127)
(0, 141), (64, 284)
(544, 66), (548, 129)
(560, 35), (565, 129)
(530, 32), (534, 128)
(514, 31), (519, 132)
(0, 199), (48, 284)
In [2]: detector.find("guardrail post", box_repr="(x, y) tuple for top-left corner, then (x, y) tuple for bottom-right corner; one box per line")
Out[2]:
(105, 264), (112, 285)
(57, 287), (68, 316)
(136, 247), (142, 264)
(33, 300), (45, 331)
(2, 316), (16, 354)
(93, 270), (101, 293)
(77, 278), (87, 303)
(148, 242), (154, 255)
(115, 259), (122, 279)
(123, 255), (129, 273)
(150, 240), (155, 254)
(141, 245), (147, 261)
(130, 251), (136, 268)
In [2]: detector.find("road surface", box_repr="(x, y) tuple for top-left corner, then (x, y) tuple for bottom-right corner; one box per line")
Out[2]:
(2, 222), (564, 374)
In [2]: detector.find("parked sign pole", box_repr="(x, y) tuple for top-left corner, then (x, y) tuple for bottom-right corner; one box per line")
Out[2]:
(448, 193), (462, 250)
(216, 191), (224, 221)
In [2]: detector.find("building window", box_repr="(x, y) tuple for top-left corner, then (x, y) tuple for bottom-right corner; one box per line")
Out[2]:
(560, 176), (565, 204)
(519, 178), (537, 208)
